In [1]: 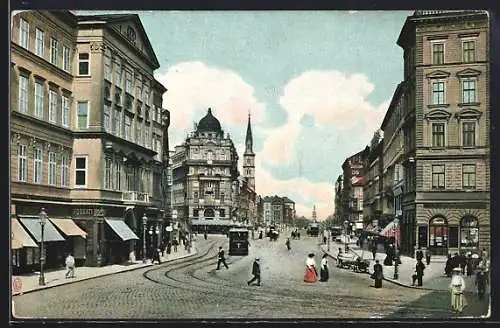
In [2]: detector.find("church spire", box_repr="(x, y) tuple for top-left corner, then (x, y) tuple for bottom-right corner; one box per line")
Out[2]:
(245, 112), (253, 154)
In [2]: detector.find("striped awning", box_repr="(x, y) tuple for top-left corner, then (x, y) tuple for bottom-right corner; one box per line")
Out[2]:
(105, 219), (139, 241)
(18, 217), (66, 242)
(11, 219), (38, 249)
(380, 220), (401, 247)
(50, 218), (87, 238)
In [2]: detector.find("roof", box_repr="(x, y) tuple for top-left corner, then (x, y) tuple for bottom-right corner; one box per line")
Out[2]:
(197, 108), (223, 134)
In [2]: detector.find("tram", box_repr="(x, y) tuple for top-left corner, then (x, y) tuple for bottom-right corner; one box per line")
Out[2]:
(228, 228), (250, 256)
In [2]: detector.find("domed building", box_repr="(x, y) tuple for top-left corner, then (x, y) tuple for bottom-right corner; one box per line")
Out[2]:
(171, 108), (244, 234)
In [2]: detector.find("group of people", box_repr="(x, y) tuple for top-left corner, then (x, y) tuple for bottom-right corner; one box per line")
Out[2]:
(304, 253), (330, 283)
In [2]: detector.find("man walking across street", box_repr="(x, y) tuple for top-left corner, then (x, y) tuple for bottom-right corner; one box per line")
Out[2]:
(65, 253), (75, 278)
(412, 259), (426, 287)
(216, 246), (229, 270)
(372, 259), (383, 288)
(247, 258), (261, 286)
(475, 265), (488, 300)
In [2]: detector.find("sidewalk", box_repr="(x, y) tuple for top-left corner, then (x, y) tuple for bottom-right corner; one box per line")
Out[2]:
(12, 242), (198, 296)
(319, 240), (481, 293)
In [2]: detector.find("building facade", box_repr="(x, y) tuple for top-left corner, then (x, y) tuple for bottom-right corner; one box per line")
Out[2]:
(11, 11), (169, 272)
(362, 130), (384, 229)
(333, 174), (343, 224)
(261, 196), (295, 227)
(170, 108), (240, 233)
(397, 10), (490, 256)
(341, 149), (367, 232)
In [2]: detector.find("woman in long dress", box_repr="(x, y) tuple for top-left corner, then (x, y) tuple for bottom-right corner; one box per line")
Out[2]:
(304, 253), (318, 283)
(319, 254), (329, 282)
(450, 267), (467, 313)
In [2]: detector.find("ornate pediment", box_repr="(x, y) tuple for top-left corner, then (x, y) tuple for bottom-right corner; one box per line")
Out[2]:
(456, 68), (481, 77)
(424, 109), (452, 121)
(426, 70), (451, 79)
(455, 108), (482, 119)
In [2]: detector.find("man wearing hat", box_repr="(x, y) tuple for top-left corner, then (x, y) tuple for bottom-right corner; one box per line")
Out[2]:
(475, 265), (488, 300)
(449, 267), (467, 313)
(247, 257), (261, 286)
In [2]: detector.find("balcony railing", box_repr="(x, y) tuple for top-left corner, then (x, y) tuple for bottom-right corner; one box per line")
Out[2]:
(122, 191), (150, 203)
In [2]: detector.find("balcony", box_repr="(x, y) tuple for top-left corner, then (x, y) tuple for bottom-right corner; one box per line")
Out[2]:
(122, 191), (150, 203)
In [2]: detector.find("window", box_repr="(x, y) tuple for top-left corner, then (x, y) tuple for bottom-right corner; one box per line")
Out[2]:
(462, 78), (477, 104)
(104, 158), (113, 189)
(18, 75), (28, 113)
(144, 127), (150, 149)
(18, 144), (27, 182)
(19, 19), (29, 49)
(35, 28), (44, 57)
(78, 53), (90, 76)
(432, 81), (445, 105)
(462, 164), (476, 189)
(61, 153), (69, 187)
(115, 59), (122, 87)
(34, 147), (42, 184)
(77, 101), (89, 129)
(125, 71), (132, 93)
(124, 116), (131, 140)
(431, 165), (445, 189)
(63, 46), (72, 72)
(463, 40), (475, 63)
(75, 156), (88, 187)
(220, 192), (225, 202)
(104, 104), (112, 132)
(48, 152), (56, 185)
(50, 38), (58, 66)
(136, 122), (142, 146)
(114, 160), (121, 191)
(432, 43), (444, 65)
(49, 90), (58, 123)
(219, 209), (225, 217)
(460, 216), (478, 248)
(462, 121), (476, 147)
(431, 123), (446, 147)
(62, 95), (70, 127)
(34, 81), (44, 118)
(104, 55), (111, 81)
(114, 109), (121, 137)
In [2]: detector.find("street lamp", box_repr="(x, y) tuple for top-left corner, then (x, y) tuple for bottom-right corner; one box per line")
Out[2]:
(38, 208), (47, 286)
(343, 220), (349, 252)
(142, 214), (148, 263)
(393, 218), (400, 280)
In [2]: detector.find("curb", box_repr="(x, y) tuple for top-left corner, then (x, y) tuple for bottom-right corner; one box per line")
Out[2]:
(12, 249), (198, 296)
(319, 244), (445, 292)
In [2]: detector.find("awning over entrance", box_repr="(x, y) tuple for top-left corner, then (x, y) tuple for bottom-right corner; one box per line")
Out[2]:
(380, 220), (401, 246)
(11, 219), (38, 249)
(18, 217), (66, 242)
(105, 219), (139, 241)
(50, 218), (87, 238)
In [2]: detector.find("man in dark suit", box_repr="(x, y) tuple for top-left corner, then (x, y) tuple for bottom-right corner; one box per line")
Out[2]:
(247, 258), (261, 286)
(373, 259), (383, 288)
(216, 246), (229, 270)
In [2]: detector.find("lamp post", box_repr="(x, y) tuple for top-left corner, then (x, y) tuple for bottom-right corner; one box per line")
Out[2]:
(142, 214), (148, 263)
(344, 220), (349, 252)
(393, 218), (400, 280)
(327, 229), (331, 252)
(38, 208), (47, 286)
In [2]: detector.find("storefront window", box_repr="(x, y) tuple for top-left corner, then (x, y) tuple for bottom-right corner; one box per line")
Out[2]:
(460, 216), (479, 248)
(448, 226), (459, 248)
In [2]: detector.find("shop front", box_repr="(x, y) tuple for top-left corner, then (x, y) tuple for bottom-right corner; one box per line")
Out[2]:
(11, 218), (39, 274)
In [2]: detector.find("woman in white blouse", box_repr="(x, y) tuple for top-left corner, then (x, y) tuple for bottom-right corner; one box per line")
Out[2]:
(450, 267), (467, 313)
(304, 253), (318, 283)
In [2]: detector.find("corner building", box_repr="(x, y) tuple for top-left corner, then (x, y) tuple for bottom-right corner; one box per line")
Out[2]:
(397, 10), (490, 256)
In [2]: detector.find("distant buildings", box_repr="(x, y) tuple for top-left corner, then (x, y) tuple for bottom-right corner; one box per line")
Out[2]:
(340, 150), (367, 232)
(260, 196), (296, 227)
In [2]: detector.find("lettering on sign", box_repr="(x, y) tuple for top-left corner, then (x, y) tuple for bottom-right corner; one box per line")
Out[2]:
(73, 208), (106, 217)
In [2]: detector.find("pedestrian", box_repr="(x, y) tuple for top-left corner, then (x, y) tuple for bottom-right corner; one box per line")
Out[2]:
(475, 265), (488, 300)
(204, 232), (208, 240)
(259, 230), (263, 239)
(450, 267), (467, 313)
(166, 242), (172, 255)
(285, 237), (291, 251)
(412, 259), (426, 286)
(153, 248), (162, 264)
(466, 252), (473, 276)
(319, 254), (329, 282)
(445, 254), (453, 277)
(416, 247), (424, 262)
(371, 259), (383, 288)
(337, 247), (344, 268)
(323, 235), (327, 245)
(425, 249), (431, 265)
(65, 253), (75, 278)
(304, 253), (318, 283)
(459, 252), (466, 275)
(371, 242), (377, 261)
(216, 246), (229, 270)
(172, 239), (178, 253)
(247, 258), (261, 286)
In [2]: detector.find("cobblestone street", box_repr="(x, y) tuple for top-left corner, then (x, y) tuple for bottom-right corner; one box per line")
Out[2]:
(12, 235), (489, 320)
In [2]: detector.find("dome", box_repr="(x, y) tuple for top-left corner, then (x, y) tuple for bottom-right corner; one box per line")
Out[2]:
(197, 108), (222, 134)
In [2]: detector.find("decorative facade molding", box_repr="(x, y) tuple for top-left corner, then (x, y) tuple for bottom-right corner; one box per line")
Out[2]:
(90, 41), (105, 53)
(424, 109), (452, 121)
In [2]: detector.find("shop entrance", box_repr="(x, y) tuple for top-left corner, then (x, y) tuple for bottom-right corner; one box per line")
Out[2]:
(428, 216), (448, 256)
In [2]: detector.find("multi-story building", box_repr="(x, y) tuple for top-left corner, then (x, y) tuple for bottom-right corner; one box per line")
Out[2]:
(10, 11), (169, 272)
(397, 10), (490, 256)
(333, 174), (343, 224)
(362, 130), (384, 228)
(341, 149), (367, 232)
(261, 195), (295, 227)
(381, 82), (409, 253)
(171, 108), (240, 234)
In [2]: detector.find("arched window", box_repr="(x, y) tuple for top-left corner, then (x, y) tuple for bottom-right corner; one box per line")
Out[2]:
(460, 216), (479, 248)
(204, 208), (215, 218)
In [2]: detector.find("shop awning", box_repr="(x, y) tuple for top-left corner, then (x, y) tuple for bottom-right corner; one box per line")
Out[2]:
(105, 219), (139, 241)
(18, 217), (66, 242)
(50, 218), (87, 238)
(11, 219), (38, 249)
(380, 220), (401, 247)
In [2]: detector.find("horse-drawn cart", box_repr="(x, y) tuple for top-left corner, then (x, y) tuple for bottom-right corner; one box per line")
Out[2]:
(337, 252), (370, 273)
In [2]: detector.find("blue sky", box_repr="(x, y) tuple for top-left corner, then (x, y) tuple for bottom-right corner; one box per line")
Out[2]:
(82, 10), (413, 219)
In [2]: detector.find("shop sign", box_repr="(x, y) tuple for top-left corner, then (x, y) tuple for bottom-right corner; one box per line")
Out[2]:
(73, 207), (106, 217)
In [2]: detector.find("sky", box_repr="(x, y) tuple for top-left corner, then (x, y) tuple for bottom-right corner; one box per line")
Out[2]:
(83, 10), (413, 220)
